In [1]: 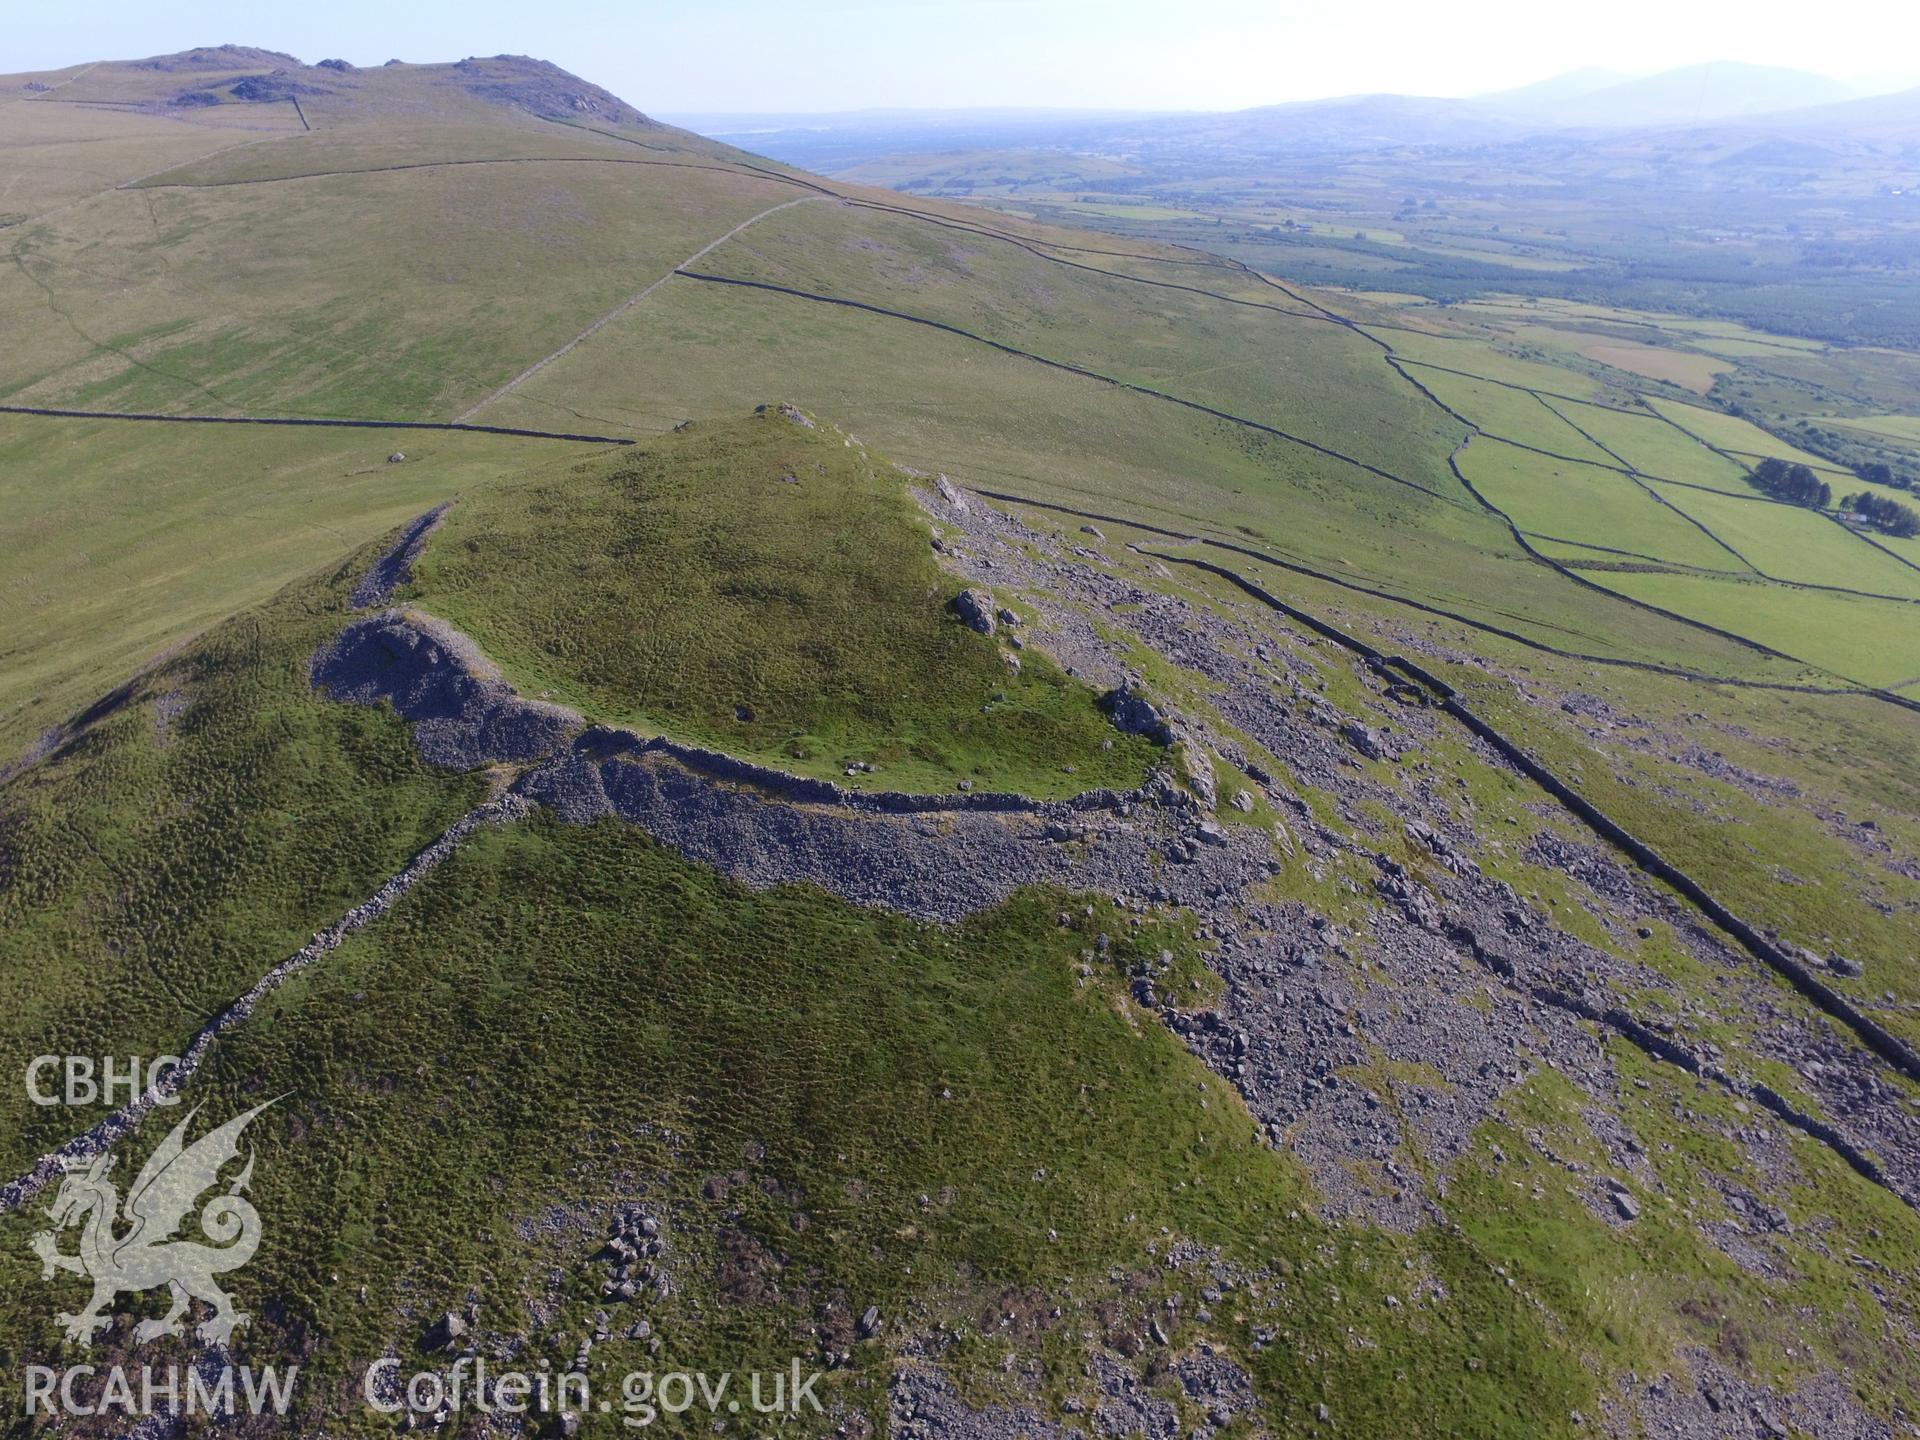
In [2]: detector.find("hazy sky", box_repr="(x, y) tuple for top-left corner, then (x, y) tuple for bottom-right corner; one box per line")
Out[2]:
(9, 0), (1920, 113)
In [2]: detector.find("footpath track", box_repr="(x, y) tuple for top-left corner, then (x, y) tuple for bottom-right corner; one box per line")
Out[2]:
(672, 269), (1459, 505)
(454, 195), (820, 422)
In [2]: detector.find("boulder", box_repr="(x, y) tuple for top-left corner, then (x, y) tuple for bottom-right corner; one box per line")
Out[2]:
(424, 1311), (467, 1351)
(933, 474), (968, 513)
(1099, 686), (1171, 743)
(1342, 720), (1389, 761)
(387, 452), (406, 464)
(950, 589), (997, 635)
(1178, 737), (1218, 807)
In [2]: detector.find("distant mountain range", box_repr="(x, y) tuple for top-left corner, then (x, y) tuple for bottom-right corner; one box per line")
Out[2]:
(1481, 61), (1855, 129)
(672, 62), (1918, 169)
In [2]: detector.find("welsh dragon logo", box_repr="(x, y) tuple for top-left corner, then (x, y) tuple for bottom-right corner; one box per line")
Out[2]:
(29, 1101), (274, 1347)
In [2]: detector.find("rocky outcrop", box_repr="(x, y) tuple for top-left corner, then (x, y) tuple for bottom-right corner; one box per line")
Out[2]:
(1099, 685), (1172, 743)
(950, 588), (997, 635)
(451, 54), (660, 128)
(755, 400), (815, 429)
(1176, 735), (1217, 807)
(228, 72), (323, 101)
(133, 45), (303, 72)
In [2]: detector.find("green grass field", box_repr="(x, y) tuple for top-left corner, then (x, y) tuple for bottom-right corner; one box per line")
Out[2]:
(1597, 571), (1920, 687)
(1383, 330), (1614, 398)
(409, 415), (1156, 795)
(1544, 398), (1752, 490)
(666, 197), (1462, 490)
(1399, 364), (1619, 465)
(1458, 438), (1747, 572)
(0, 96), (294, 223)
(3, 150), (794, 419)
(0, 414), (587, 754)
(1646, 397), (1848, 475)
(1650, 481), (1920, 599)
(1818, 413), (1920, 445)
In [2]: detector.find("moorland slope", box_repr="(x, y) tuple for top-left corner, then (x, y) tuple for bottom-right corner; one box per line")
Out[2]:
(1, 48), (1917, 1439)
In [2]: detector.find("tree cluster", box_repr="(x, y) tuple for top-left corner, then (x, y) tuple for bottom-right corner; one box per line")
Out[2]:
(1748, 457), (1831, 508)
(1855, 462), (1915, 493)
(1840, 490), (1920, 538)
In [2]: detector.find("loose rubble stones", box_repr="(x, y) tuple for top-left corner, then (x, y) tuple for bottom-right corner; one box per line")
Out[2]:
(889, 1366), (1077, 1440)
(349, 503), (450, 608)
(311, 610), (582, 769)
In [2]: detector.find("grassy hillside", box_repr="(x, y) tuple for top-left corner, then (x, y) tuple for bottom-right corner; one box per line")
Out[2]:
(406, 414), (1155, 796)
(10, 49), (1899, 687)
(0, 415), (595, 754)
(3, 509), (1914, 1436)
(3, 47), (1919, 1440)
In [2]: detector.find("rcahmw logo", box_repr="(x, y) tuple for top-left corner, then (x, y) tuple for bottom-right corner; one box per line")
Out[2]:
(22, 1100), (300, 1419)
